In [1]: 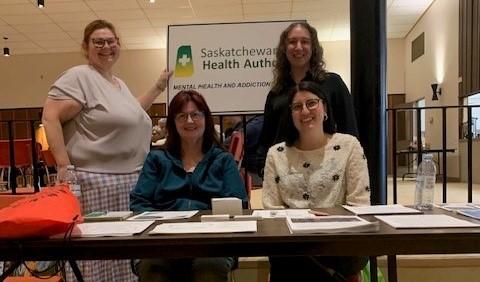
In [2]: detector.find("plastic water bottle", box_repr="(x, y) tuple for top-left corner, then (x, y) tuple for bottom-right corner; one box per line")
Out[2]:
(414, 154), (436, 210)
(65, 165), (81, 198)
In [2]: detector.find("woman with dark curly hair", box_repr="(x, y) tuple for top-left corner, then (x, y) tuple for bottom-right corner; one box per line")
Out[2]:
(257, 21), (358, 175)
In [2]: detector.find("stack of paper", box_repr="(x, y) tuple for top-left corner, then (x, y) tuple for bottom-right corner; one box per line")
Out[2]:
(435, 203), (480, 212)
(285, 216), (379, 234)
(127, 211), (198, 221)
(251, 209), (314, 219)
(71, 221), (155, 237)
(456, 209), (480, 220)
(375, 214), (480, 229)
(343, 204), (421, 215)
(83, 211), (133, 222)
(149, 221), (257, 234)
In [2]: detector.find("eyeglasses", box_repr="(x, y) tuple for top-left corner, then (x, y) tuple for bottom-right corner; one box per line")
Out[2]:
(175, 111), (205, 122)
(91, 37), (119, 49)
(290, 98), (321, 113)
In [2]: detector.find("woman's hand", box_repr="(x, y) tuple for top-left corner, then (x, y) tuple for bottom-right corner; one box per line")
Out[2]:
(56, 165), (68, 184)
(155, 69), (174, 92)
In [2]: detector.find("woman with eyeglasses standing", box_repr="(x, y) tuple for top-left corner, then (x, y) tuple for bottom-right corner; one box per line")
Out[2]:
(130, 90), (248, 282)
(42, 19), (172, 282)
(256, 21), (358, 176)
(262, 81), (370, 282)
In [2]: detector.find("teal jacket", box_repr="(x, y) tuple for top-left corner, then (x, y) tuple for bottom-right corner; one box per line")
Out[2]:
(130, 146), (248, 211)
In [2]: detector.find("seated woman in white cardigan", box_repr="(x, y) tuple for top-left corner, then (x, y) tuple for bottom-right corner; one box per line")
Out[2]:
(262, 80), (370, 282)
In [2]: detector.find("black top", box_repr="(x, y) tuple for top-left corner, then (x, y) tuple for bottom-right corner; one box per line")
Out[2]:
(256, 72), (358, 174)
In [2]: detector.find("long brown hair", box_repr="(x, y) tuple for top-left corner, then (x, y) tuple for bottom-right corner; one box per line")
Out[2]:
(272, 22), (327, 93)
(165, 90), (222, 156)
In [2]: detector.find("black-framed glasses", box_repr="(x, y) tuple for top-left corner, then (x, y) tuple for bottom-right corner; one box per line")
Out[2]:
(290, 98), (321, 113)
(175, 111), (205, 122)
(91, 37), (119, 48)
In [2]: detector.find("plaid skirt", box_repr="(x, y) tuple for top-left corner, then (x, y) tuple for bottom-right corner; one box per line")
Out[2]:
(64, 171), (139, 282)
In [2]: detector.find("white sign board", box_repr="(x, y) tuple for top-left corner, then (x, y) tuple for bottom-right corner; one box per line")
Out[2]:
(167, 21), (297, 114)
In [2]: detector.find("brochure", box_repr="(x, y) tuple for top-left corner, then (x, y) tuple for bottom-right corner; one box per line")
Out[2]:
(127, 210), (198, 221)
(456, 209), (480, 220)
(435, 203), (480, 212)
(285, 215), (379, 234)
(343, 204), (421, 215)
(375, 214), (480, 229)
(71, 221), (155, 237)
(84, 211), (133, 222)
(149, 221), (257, 234)
(251, 209), (314, 219)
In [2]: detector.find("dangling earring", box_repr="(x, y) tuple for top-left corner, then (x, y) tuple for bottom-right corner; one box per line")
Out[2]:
(324, 114), (328, 121)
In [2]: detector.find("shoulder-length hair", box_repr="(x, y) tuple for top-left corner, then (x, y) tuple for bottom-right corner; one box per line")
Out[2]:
(272, 22), (327, 93)
(284, 81), (336, 147)
(164, 90), (222, 155)
(81, 19), (120, 58)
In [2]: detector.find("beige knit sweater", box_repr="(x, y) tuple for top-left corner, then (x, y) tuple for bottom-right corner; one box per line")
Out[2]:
(262, 133), (370, 209)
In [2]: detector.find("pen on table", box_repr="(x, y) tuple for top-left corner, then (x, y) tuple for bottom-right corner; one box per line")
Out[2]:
(308, 209), (329, 216)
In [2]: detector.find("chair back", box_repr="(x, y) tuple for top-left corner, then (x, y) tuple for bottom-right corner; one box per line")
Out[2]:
(41, 150), (56, 167)
(0, 139), (33, 168)
(228, 131), (244, 168)
(227, 131), (252, 201)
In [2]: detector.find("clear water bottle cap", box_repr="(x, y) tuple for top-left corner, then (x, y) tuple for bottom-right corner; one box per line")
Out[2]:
(66, 165), (75, 170)
(422, 154), (433, 160)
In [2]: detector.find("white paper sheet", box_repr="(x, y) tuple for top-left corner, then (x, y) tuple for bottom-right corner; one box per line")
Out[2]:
(149, 221), (257, 234)
(343, 204), (422, 215)
(375, 214), (480, 229)
(127, 210), (198, 221)
(72, 221), (155, 237)
(435, 203), (480, 212)
(286, 216), (379, 234)
(251, 209), (314, 219)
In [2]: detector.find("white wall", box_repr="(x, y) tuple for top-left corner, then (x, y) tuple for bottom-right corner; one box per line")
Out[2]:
(387, 38), (406, 95)
(323, 40), (351, 89)
(404, 0), (459, 178)
(0, 49), (167, 109)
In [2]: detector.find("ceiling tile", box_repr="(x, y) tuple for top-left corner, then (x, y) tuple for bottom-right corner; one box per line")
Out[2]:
(41, 2), (92, 14)
(144, 7), (193, 19)
(48, 12), (98, 23)
(0, 0), (433, 55)
(1, 14), (52, 25)
(85, 0), (141, 11)
(15, 23), (62, 33)
(2, 33), (29, 42)
(0, 0), (31, 4)
(0, 4), (41, 16)
(195, 5), (242, 17)
(58, 21), (94, 32)
(190, 0), (240, 6)
(95, 9), (146, 20)
(27, 32), (72, 41)
(139, 0), (191, 9)
(244, 13), (291, 21)
(243, 3), (291, 14)
(118, 28), (156, 37)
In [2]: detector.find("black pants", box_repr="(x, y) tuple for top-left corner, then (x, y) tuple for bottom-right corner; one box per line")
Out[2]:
(269, 256), (368, 282)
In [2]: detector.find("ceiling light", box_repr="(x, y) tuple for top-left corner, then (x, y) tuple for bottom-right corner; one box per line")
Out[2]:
(149, 0), (155, 3)
(3, 37), (9, 57)
(37, 0), (45, 8)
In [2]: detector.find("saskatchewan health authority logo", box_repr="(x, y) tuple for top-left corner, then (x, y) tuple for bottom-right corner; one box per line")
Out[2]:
(175, 45), (194, 77)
